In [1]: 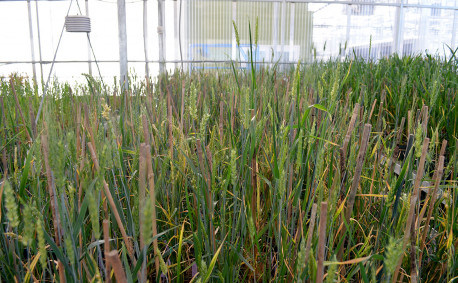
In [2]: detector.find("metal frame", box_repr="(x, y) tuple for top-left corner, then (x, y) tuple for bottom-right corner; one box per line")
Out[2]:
(163, 0), (458, 10)
(2, 0), (457, 81)
(157, 0), (165, 73)
(26, 0), (37, 82)
(452, 0), (457, 49)
(0, 59), (314, 65)
(4, 0), (457, 7)
(218, 0), (452, 9)
(85, 0), (92, 75)
(117, 0), (128, 89)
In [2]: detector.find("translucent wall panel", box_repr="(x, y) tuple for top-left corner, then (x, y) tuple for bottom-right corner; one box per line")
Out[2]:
(185, 0), (313, 69)
(402, 7), (456, 55)
(0, 2), (31, 62)
(310, 1), (457, 60)
(0, 0), (457, 83)
(311, 3), (399, 60)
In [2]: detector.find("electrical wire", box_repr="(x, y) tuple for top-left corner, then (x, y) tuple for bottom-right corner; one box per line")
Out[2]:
(86, 35), (106, 87)
(35, 0), (74, 125)
(75, 0), (106, 89)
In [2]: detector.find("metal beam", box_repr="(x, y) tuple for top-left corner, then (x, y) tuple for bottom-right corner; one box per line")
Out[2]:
(394, 0), (405, 55)
(280, 0), (286, 65)
(159, 0), (458, 10)
(0, 59), (314, 65)
(117, 0), (128, 89)
(345, 4), (351, 58)
(173, 0), (178, 69)
(289, 2), (295, 61)
(417, 4), (428, 52)
(232, 0), (236, 61)
(181, 0), (186, 71)
(143, 0), (149, 77)
(272, 1), (278, 64)
(85, 0), (92, 75)
(8, 0), (458, 9)
(35, 0), (44, 83)
(157, 0), (165, 73)
(452, 0), (457, 49)
(27, 0), (37, 83)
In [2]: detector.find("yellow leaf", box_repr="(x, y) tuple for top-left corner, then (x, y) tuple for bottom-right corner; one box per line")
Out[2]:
(447, 229), (453, 249)
(324, 255), (371, 266)
(24, 251), (41, 282)
(356, 194), (387, 198)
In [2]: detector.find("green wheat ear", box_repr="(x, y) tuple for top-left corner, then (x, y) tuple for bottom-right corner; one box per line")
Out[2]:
(384, 237), (404, 277)
(4, 181), (19, 228)
(233, 20), (240, 47)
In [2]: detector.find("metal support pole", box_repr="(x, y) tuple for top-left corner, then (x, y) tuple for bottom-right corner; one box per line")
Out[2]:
(289, 2), (295, 62)
(117, 0), (128, 89)
(394, 0), (405, 55)
(452, 0), (457, 49)
(35, 0), (44, 83)
(417, 6), (428, 53)
(181, 0), (186, 71)
(85, 0), (92, 75)
(307, 10), (312, 60)
(158, 0), (165, 74)
(280, 0), (286, 65)
(27, 0), (37, 84)
(143, 0), (150, 77)
(173, 0), (178, 69)
(272, 1), (278, 64)
(345, 4), (351, 58)
(232, 1), (236, 61)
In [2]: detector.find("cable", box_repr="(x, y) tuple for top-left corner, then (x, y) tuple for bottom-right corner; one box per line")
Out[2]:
(75, 0), (83, 14)
(86, 34), (106, 88)
(35, 0), (74, 125)
(75, 0), (106, 88)
(179, 0), (183, 72)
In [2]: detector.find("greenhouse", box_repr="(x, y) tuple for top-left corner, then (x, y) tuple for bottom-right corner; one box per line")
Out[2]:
(0, 0), (457, 282)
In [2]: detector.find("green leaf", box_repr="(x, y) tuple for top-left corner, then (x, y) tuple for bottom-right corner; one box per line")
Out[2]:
(177, 221), (185, 282)
(121, 244), (133, 283)
(43, 227), (73, 280)
(19, 141), (36, 198)
(72, 192), (89, 240)
(309, 104), (329, 113)
(202, 235), (227, 283)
